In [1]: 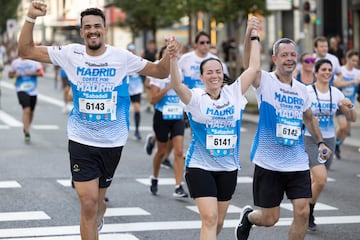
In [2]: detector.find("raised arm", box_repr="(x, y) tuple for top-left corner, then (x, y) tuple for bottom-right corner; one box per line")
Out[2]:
(18, 1), (51, 63)
(167, 39), (192, 105)
(139, 39), (182, 79)
(240, 17), (261, 92)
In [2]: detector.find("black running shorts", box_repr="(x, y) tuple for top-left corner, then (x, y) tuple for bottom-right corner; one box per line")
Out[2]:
(68, 140), (123, 188)
(185, 167), (238, 201)
(253, 165), (311, 208)
(17, 91), (37, 111)
(153, 109), (185, 143)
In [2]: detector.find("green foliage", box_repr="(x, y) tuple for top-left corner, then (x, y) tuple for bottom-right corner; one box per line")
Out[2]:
(113, 0), (185, 38)
(112, 0), (269, 41)
(208, 0), (270, 23)
(0, 0), (21, 35)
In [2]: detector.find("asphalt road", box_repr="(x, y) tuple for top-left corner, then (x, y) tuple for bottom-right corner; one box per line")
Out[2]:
(0, 65), (360, 240)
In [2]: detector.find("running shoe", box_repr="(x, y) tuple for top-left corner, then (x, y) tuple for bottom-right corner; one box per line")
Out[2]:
(161, 158), (173, 169)
(173, 185), (188, 198)
(24, 132), (30, 143)
(308, 213), (317, 231)
(144, 134), (155, 155)
(97, 217), (104, 232)
(335, 145), (341, 160)
(235, 205), (254, 240)
(150, 177), (158, 195)
(134, 131), (142, 141)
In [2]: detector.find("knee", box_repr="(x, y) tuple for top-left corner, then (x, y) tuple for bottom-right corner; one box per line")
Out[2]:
(317, 177), (327, 189)
(263, 215), (279, 227)
(173, 149), (184, 161)
(257, 211), (279, 227)
(202, 211), (218, 228)
(80, 195), (98, 217)
(294, 205), (309, 220)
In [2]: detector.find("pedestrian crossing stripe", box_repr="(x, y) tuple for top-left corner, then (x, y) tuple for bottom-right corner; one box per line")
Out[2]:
(187, 205), (242, 214)
(0, 110), (22, 127)
(105, 208), (151, 217)
(135, 177), (254, 186)
(187, 203), (338, 214)
(0, 233), (139, 240)
(0, 211), (50, 222)
(1, 216), (360, 238)
(280, 202), (338, 211)
(0, 181), (21, 188)
(56, 179), (72, 187)
(32, 125), (59, 130)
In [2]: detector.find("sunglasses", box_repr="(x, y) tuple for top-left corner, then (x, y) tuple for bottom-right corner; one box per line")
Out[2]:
(199, 41), (210, 45)
(303, 57), (316, 64)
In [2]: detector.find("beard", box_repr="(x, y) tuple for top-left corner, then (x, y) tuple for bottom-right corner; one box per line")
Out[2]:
(88, 42), (102, 51)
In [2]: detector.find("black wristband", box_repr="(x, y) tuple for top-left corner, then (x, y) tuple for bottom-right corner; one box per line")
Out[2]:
(317, 141), (325, 148)
(250, 36), (260, 42)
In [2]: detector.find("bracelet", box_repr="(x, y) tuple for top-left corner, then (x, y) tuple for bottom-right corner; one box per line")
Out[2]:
(317, 141), (325, 148)
(25, 16), (36, 24)
(250, 36), (260, 42)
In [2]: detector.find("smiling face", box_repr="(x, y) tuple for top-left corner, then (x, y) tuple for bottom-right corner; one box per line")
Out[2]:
(273, 43), (298, 77)
(315, 62), (333, 83)
(80, 14), (107, 54)
(200, 59), (224, 92)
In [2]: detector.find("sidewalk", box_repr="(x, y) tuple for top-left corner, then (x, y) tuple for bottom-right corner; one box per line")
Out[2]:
(243, 107), (360, 148)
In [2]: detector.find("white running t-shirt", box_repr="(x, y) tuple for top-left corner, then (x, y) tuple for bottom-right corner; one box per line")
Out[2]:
(250, 71), (311, 172)
(48, 44), (147, 147)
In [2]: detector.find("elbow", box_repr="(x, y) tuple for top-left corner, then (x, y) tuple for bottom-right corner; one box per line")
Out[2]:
(18, 47), (30, 59)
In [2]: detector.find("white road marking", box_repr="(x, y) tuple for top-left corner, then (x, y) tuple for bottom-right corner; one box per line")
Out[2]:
(136, 178), (184, 186)
(0, 216), (359, 238)
(0, 233), (139, 240)
(136, 177), (253, 186)
(32, 125), (59, 130)
(0, 211), (50, 222)
(236, 176), (253, 183)
(0, 110), (22, 127)
(56, 179), (72, 187)
(187, 205), (242, 214)
(105, 208), (151, 217)
(281, 202), (338, 211)
(0, 181), (21, 188)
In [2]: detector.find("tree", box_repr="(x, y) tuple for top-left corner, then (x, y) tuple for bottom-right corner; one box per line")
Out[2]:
(113, 0), (185, 44)
(205, 0), (270, 76)
(0, 0), (21, 35)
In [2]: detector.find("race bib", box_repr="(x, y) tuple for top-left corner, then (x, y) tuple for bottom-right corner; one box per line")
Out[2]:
(162, 105), (183, 120)
(206, 128), (237, 157)
(276, 117), (302, 146)
(78, 91), (117, 121)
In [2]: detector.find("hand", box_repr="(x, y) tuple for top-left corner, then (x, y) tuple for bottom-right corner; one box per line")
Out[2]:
(166, 36), (181, 59)
(28, 1), (47, 18)
(247, 16), (260, 34)
(318, 143), (332, 160)
(340, 98), (353, 109)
